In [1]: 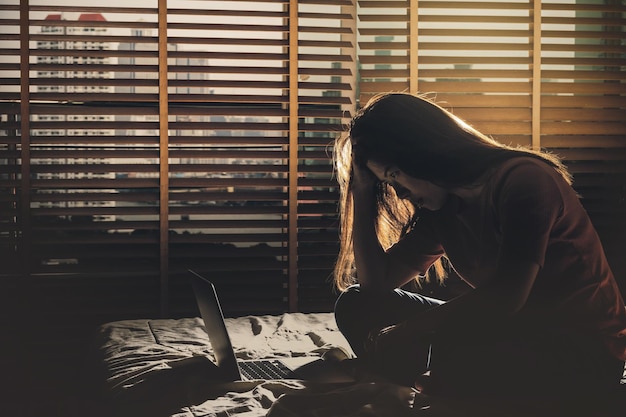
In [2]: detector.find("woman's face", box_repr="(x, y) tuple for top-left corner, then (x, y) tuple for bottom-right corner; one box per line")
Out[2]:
(366, 160), (449, 211)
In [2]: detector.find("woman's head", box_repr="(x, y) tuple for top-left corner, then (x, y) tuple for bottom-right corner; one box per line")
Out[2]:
(348, 92), (528, 188)
(365, 159), (450, 211)
(332, 92), (571, 291)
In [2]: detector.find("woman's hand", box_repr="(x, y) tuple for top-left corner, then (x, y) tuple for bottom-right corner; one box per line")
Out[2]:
(364, 322), (411, 355)
(351, 157), (378, 192)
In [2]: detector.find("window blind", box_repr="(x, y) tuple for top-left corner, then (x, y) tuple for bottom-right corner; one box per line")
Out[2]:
(0, 0), (623, 324)
(0, 0), (356, 325)
(358, 0), (536, 145)
(539, 0), (626, 281)
(163, 0), (355, 315)
(35, 3), (158, 322)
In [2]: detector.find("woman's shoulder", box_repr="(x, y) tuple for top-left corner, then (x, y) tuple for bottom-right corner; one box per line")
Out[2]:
(489, 156), (562, 186)
(485, 156), (569, 204)
(496, 155), (555, 173)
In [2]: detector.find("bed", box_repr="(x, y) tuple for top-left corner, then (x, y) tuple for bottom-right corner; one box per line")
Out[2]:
(88, 312), (625, 417)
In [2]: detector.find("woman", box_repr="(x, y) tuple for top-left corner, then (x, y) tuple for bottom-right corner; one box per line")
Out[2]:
(333, 92), (626, 397)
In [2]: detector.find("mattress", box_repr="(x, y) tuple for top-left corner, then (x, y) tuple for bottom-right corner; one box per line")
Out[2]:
(88, 312), (625, 417)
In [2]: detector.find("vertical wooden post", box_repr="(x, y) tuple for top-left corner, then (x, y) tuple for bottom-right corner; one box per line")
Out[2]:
(288, 0), (299, 312)
(158, 0), (170, 317)
(409, 0), (419, 94)
(18, 0), (32, 395)
(531, 0), (542, 150)
(19, 0), (31, 277)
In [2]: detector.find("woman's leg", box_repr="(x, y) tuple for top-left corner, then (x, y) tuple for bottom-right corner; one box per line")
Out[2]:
(334, 285), (444, 385)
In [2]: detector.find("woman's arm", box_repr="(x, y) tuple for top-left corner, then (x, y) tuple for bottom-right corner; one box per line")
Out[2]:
(369, 258), (540, 353)
(351, 162), (426, 291)
(408, 258), (539, 332)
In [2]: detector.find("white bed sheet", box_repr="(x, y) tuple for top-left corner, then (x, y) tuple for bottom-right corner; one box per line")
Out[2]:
(90, 313), (625, 417)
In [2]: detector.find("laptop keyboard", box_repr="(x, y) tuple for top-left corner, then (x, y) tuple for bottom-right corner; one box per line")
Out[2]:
(238, 359), (295, 380)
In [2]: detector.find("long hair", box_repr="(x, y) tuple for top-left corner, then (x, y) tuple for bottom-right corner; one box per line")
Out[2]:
(333, 92), (572, 291)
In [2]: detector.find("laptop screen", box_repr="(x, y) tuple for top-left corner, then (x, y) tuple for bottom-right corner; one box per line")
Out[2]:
(189, 270), (242, 380)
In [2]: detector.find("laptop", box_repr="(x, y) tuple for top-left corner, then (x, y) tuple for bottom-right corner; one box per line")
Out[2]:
(189, 270), (354, 382)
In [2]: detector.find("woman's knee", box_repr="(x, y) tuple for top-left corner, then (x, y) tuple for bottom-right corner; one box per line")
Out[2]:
(334, 285), (365, 330)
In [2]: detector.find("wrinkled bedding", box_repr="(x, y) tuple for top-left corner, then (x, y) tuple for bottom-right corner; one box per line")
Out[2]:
(94, 314), (351, 393)
(89, 313), (625, 417)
